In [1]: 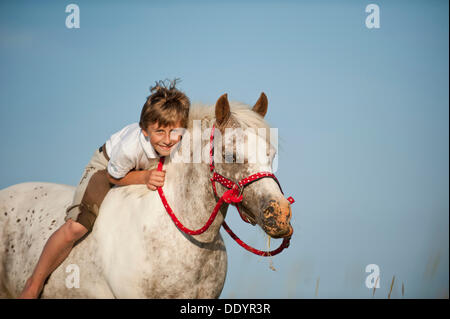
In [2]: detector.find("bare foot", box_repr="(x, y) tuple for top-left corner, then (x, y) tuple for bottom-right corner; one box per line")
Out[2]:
(18, 278), (42, 299)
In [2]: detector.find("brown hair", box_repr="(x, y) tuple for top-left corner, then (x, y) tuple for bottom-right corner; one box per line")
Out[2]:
(139, 78), (190, 130)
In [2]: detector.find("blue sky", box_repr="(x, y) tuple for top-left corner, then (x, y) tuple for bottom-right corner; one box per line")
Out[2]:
(1, 0), (448, 298)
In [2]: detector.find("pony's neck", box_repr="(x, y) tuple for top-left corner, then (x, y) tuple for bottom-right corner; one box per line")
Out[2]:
(163, 119), (228, 242)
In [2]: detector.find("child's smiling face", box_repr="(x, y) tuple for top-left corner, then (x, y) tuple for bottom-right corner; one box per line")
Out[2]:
(142, 121), (184, 157)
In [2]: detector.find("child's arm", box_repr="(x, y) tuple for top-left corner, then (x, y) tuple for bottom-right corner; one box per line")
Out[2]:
(107, 169), (166, 190)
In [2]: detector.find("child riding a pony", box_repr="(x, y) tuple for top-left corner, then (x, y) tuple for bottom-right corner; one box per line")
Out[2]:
(20, 79), (190, 298)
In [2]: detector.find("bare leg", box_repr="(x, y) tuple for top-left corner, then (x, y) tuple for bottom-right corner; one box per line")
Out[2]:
(19, 219), (88, 298)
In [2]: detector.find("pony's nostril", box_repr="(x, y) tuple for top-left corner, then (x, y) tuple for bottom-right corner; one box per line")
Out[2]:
(262, 198), (293, 238)
(265, 224), (293, 239)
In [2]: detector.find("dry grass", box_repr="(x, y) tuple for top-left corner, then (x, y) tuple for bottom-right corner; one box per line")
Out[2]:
(315, 277), (320, 297)
(372, 276), (380, 297)
(388, 275), (395, 299)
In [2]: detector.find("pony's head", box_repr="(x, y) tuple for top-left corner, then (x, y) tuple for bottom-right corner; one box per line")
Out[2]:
(210, 93), (293, 239)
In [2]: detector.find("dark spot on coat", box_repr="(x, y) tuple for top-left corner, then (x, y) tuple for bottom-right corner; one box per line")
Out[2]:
(11, 208), (14, 211)
(16, 219), (21, 223)
(264, 216), (277, 228)
(4, 212), (7, 216)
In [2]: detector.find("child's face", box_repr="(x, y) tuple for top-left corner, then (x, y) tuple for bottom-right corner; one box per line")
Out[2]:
(142, 121), (184, 157)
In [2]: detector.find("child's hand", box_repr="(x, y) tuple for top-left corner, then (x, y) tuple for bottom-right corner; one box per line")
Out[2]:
(146, 168), (166, 191)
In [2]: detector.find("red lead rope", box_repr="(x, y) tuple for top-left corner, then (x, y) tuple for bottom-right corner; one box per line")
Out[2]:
(157, 157), (225, 236)
(156, 156), (293, 257)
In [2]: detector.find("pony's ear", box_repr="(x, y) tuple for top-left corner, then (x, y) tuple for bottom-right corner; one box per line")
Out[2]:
(215, 93), (231, 127)
(252, 92), (268, 118)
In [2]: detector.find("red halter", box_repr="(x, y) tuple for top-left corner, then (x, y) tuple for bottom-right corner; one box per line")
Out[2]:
(156, 124), (295, 257)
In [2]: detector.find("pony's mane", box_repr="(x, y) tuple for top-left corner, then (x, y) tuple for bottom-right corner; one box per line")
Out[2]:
(187, 100), (271, 130)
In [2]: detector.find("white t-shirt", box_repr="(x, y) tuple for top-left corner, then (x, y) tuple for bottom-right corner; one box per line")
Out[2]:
(105, 123), (160, 179)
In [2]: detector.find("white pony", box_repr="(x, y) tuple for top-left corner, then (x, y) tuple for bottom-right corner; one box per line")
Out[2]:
(0, 93), (293, 298)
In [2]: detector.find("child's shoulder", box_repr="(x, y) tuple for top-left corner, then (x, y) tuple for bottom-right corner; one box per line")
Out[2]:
(108, 122), (143, 154)
(111, 122), (141, 138)
(118, 122), (140, 132)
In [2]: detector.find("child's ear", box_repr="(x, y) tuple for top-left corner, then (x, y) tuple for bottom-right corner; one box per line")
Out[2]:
(141, 128), (149, 137)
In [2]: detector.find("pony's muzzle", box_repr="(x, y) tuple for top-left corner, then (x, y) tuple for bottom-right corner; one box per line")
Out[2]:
(261, 198), (293, 239)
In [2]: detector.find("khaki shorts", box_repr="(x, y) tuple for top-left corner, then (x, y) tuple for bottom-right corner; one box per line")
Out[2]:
(65, 144), (113, 232)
